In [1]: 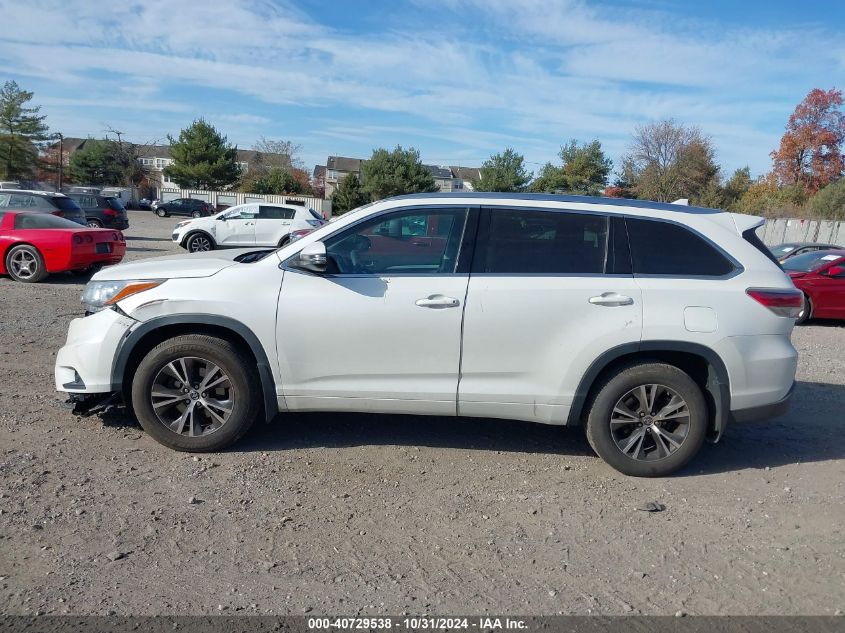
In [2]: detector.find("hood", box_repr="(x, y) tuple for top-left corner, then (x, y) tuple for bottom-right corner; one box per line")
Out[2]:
(92, 249), (253, 281)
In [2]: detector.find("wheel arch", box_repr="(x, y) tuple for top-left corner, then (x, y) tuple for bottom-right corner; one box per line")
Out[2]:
(112, 314), (278, 422)
(567, 341), (731, 442)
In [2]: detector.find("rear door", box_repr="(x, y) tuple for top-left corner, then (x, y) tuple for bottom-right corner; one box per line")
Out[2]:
(254, 205), (294, 246)
(459, 208), (642, 424)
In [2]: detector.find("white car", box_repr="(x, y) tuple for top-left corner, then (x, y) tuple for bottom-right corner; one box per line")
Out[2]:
(171, 202), (326, 252)
(55, 193), (800, 477)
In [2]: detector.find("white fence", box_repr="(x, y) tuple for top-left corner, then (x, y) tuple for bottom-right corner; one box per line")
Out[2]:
(159, 188), (332, 217)
(759, 218), (844, 246)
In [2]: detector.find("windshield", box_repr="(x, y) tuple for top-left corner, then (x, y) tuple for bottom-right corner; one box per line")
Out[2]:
(782, 251), (843, 272)
(14, 213), (85, 229)
(769, 244), (798, 257)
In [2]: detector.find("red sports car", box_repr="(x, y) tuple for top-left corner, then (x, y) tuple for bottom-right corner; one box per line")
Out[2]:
(0, 210), (126, 283)
(783, 248), (845, 324)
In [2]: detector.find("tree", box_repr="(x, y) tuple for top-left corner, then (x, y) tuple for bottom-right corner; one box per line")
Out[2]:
(809, 178), (845, 220)
(771, 88), (845, 195)
(530, 139), (611, 195)
(361, 146), (437, 200)
(331, 173), (369, 214)
(622, 119), (720, 203)
(473, 148), (531, 192)
(164, 119), (240, 190)
(721, 166), (752, 211)
(69, 139), (127, 186)
(0, 80), (49, 180)
(241, 166), (301, 195)
(736, 174), (807, 217)
(252, 137), (301, 170)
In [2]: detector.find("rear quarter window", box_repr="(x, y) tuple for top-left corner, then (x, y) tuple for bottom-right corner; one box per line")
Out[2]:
(626, 217), (735, 277)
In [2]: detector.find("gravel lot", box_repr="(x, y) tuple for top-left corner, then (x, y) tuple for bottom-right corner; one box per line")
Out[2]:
(0, 210), (843, 616)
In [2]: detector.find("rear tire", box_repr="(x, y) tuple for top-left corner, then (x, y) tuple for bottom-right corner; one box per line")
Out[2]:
(795, 294), (811, 325)
(86, 219), (103, 228)
(130, 334), (261, 452)
(584, 362), (708, 477)
(5, 244), (48, 283)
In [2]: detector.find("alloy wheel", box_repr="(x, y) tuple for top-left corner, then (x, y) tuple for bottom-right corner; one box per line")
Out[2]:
(10, 250), (37, 280)
(150, 356), (234, 437)
(189, 236), (212, 252)
(609, 383), (690, 461)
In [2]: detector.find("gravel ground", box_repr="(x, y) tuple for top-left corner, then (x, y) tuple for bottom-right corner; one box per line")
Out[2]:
(0, 210), (843, 616)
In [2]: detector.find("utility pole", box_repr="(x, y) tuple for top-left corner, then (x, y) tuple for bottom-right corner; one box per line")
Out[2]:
(53, 132), (64, 192)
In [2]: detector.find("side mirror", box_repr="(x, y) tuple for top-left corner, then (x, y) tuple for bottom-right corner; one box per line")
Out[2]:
(291, 241), (327, 273)
(218, 215), (227, 221)
(826, 265), (844, 277)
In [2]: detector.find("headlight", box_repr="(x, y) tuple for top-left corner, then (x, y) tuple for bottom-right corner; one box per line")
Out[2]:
(175, 220), (192, 229)
(81, 280), (163, 313)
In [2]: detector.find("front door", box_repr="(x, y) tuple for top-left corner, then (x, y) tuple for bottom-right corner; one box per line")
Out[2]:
(276, 206), (474, 415)
(459, 208), (642, 424)
(215, 205), (257, 246)
(811, 257), (845, 318)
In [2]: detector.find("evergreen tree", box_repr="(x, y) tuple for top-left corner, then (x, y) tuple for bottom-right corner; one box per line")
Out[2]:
(0, 80), (49, 180)
(70, 139), (130, 186)
(331, 173), (369, 214)
(163, 119), (240, 189)
(361, 146), (437, 200)
(530, 140), (611, 195)
(473, 148), (531, 192)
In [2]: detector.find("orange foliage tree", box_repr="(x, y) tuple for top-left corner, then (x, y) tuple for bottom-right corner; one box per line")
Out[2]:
(771, 88), (845, 195)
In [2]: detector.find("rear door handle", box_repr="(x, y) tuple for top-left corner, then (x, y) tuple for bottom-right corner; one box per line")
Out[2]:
(416, 295), (460, 309)
(589, 292), (634, 307)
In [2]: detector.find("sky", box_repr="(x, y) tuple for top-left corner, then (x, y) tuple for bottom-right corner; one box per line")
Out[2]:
(1, 0), (844, 179)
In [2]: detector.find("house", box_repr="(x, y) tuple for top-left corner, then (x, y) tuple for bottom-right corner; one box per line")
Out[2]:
(449, 166), (482, 192)
(312, 165), (326, 197)
(324, 156), (364, 197)
(425, 165), (459, 192)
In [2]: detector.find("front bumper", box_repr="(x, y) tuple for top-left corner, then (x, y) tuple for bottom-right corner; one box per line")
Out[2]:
(55, 308), (138, 393)
(730, 382), (794, 423)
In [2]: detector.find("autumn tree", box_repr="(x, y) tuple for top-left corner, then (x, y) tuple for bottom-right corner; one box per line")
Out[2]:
(164, 119), (240, 190)
(531, 140), (611, 195)
(361, 146), (437, 200)
(622, 119), (720, 203)
(0, 80), (49, 180)
(771, 88), (845, 195)
(473, 148), (531, 192)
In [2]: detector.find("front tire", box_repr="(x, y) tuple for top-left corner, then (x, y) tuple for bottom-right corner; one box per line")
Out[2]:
(191, 210), (202, 218)
(156, 208), (168, 218)
(5, 244), (48, 283)
(130, 335), (261, 452)
(186, 233), (214, 252)
(584, 362), (707, 477)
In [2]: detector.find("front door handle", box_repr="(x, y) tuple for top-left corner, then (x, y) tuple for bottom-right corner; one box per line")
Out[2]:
(416, 294), (460, 309)
(589, 292), (634, 307)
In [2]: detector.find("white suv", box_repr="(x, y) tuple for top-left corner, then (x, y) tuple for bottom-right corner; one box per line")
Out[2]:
(172, 202), (326, 252)
(55, 193), (800, 476)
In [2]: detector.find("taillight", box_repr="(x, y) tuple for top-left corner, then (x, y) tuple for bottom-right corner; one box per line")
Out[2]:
(104, 208), (118, 217)
(73, 235), (83, 245)
(746, 288), (803, 318)
(85, 235), (93, 244)
(112, 232), (119, 241)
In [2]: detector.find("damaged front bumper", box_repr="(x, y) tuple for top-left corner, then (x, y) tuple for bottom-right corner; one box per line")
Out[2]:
(66, 391), (124, 417)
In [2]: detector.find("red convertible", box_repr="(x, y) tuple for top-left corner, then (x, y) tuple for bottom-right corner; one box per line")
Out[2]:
(783, 249), (845, 324)
(0, 210), (126, 283)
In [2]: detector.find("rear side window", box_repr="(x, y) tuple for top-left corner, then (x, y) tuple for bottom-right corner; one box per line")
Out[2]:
(259, 206), (295, 220)
(14, 213), (82, 229)
(626, 217), (734, 276)
(480, 209), (608, 274)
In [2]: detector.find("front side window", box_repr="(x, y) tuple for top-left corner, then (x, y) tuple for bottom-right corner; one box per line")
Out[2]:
(481, 209), (608, 274)
(323, 208), (468, 275)
(224, 206), (258, 220)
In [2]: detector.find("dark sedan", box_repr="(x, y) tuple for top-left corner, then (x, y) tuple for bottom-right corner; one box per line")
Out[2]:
(770, 242), (843, 264)
(154, 198), (214, 218)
